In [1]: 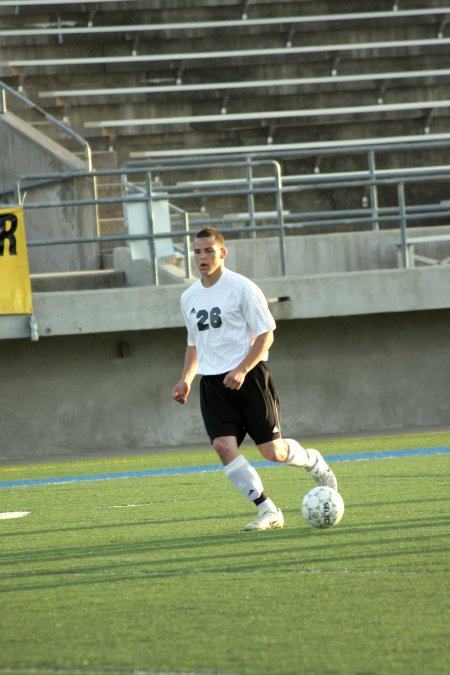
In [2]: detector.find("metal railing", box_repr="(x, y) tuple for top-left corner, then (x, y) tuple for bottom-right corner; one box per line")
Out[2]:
(1, 80), (92, 170)
(14, 158), (286, 282)
(10, 148), (450, 283)
(124, 136), (450, 233)
(0, 80), (99, 234)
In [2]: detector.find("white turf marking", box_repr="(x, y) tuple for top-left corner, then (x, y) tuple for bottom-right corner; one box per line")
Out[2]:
(96, 503), (148, 509)
(0, 511), (31, 520)
(110, 503), (146, 509)
(0, 669), (204, 674)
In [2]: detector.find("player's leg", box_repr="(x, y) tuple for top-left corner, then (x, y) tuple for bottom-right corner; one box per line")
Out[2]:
(303, 447), (338, 490)
(243, 363), (337, 490)
(259, 438), (338, 490)
(213, 435), (283, 531)
(200, 375), (283, 531)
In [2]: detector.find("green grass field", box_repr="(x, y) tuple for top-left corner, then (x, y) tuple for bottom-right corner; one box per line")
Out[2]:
(0, 432), (449, 675)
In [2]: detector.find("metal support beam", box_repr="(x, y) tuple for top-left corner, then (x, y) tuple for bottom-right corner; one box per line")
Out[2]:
(331, 55), (341, 76)
(221, 91), (230, 114)
(438, 14), (450, 38)
(267, 121), (277, 144)
(424, 108), (435, 134)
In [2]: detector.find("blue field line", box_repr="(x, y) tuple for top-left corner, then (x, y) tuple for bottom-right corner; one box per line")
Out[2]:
(0, 446), (449, 490)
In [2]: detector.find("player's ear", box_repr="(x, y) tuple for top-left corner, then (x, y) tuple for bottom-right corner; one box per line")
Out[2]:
(220, 246), (227, 259)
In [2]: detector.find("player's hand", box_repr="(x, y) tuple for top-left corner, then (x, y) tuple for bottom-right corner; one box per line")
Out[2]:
(172, 381), (189, 404)
(223, 369), (246, 390)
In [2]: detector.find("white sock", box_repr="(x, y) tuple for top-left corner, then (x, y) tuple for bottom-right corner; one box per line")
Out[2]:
(284, 438), (309, 467)
(224, 455), (264, 502)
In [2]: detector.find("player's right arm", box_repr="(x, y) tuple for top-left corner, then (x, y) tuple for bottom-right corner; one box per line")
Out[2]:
(172, 345), (198, 404)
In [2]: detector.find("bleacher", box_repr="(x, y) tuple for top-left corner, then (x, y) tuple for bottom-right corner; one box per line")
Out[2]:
(2, 2), (450, 162)
(2, 0), (450, 264)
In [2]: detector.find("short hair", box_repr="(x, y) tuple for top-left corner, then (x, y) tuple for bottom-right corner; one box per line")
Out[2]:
(194, 227), (225, 247)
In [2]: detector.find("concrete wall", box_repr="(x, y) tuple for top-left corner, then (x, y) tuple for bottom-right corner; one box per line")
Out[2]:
(2, 265), (449, 340)
(1, 245), (449, 460)
(114, 226), (450, 287)
(0, 308), (448, 461)
(0, 112), (99, 272)
(224, 227), (450, 278)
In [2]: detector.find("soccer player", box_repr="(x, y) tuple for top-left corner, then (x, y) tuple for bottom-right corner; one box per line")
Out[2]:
(171, 227), (337, 531)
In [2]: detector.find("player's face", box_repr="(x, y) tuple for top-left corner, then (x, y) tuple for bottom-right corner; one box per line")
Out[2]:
(193, 235), (226, 284)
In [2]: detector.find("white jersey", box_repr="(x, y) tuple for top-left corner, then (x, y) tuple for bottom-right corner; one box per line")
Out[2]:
(180, 268), (276, 375)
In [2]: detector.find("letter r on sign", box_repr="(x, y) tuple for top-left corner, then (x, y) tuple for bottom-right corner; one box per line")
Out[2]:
(0, 213), (18, 255)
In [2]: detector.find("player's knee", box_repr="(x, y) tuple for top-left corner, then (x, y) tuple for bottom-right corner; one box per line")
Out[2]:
(213, 437), (238, 464)
(258, 439), (288, 463)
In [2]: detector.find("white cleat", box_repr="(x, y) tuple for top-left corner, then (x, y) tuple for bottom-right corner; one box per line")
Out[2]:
(306, 449), (338, 490)
(244, 507), (284, 531)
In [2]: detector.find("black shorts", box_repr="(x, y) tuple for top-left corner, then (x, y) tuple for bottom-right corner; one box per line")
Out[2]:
(199, 361), (282, 447)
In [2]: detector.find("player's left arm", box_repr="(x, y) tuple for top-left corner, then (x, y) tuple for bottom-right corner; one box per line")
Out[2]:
(223, 331), (274, 390)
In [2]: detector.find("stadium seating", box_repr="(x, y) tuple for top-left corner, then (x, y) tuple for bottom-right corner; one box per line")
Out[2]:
(2, 2), (450, 165)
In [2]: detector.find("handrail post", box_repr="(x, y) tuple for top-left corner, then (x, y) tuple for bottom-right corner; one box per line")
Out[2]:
(368, 150), (380, 231)
(183, 211), (192, 280)
(145, 172), (159, 285)
(397, 182), (408, 268)
(272, 160), (286, 276)
(84, 142), (100, 237)
(245, 158), (256, 238)
(0, 84), (7, 113)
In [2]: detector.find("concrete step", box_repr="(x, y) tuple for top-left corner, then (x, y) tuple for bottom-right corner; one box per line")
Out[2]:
(99, 216), (126, 233)
(94, 179), (126, 225)
(91, 149), (118, 170)
(31, 269), (126, 292)
(97, 200), (125, 222)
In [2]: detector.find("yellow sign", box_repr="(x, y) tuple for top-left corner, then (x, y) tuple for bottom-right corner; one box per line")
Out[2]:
(0, 207), (33, 315)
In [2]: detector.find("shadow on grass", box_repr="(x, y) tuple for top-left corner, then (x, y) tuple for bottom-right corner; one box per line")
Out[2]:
(1, 502), (448, 542)
(0, 543), (446, 595)
(1, 509), (448, 595)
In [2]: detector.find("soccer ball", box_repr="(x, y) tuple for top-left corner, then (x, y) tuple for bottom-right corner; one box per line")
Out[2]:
(301, 486), (344, 529)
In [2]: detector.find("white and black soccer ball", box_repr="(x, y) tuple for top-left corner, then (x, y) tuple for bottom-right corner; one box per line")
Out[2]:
(301, 486), (344, 529)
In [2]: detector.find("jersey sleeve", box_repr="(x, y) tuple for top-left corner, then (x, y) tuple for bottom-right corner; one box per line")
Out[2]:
(180, 294), (196, 346)
(241, 280), (276, 336)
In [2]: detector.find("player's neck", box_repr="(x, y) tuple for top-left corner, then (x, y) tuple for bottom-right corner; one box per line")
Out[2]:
(201, 265), (224, 288)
